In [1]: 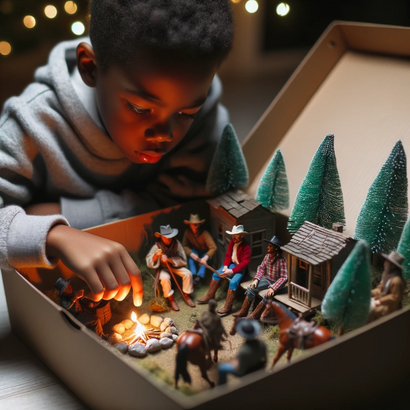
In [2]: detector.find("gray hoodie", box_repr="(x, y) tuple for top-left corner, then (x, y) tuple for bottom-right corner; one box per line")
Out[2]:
(0, 38), (228, 270)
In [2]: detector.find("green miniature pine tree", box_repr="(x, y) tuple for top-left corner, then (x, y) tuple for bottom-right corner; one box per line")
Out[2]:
(322, 240), (372, 334)
(206, 123), (249, 195)
(256, 149), (289, 211)
(354, 141), (408, 254)
(397, 217), (410, 281)
(287, 134), (345, 234)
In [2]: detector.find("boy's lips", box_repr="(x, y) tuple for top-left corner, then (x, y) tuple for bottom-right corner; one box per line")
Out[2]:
(136, 150), (165, 163)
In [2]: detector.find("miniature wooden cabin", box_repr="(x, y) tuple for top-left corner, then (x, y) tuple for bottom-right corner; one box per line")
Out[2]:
(207, 190), (275, 273)
(277, 221), (356, 315)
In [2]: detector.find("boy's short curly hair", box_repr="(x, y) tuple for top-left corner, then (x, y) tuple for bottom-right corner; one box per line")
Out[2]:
(89, 0), (234, 70)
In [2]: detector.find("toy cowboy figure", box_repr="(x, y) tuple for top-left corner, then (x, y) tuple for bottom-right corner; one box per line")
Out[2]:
(218, 319), (266, 385)
(182, 214), (217, 286)
(146, 225), (195, 311)
(233, 235), (287, 321)
(369, 250), (406, 322)
(197, 224), (251, 315)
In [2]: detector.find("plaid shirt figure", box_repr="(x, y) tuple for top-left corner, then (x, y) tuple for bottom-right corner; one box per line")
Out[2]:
(254, 253), (288, 291)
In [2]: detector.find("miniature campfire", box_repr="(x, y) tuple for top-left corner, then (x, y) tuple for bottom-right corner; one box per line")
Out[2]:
(108, 312), (179, 358)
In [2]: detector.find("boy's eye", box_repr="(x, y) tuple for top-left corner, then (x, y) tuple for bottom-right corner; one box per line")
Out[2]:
(127, 102), (151, 115)
(177, 112), (197, 120)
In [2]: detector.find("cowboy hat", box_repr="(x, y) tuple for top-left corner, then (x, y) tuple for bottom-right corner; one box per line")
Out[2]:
(381, 250), (405, 270)
(226, 225), (248, 235)
(264, 235), (282, 248)
(235, 319), (261, 340)
(184, 214), (205, 225)
(54, 277), (72, 297)
(154, 225), (179, 239)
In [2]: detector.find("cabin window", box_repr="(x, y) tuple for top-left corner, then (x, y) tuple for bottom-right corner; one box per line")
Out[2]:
(250, 230), (265, 258)
(313, 263), (324, 287)
(217, 221), (224, 245)
(297, 259), (309, 288)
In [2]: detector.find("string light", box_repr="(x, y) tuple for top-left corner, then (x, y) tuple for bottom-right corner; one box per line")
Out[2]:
(245, 0), (258, 13)
(276, 3), (290, 17)
(64, 1), (77, 14)
(23, 15), (36, 29)
(44, 5), (57, 19)
(231, 0), (241, 3)
(0, 41), (11, 56)
(71, 21), (85, 35)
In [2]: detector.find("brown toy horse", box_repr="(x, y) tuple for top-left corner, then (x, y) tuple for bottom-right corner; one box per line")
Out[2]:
(175, 330), (215, 389)
(262, 301), (334, 368)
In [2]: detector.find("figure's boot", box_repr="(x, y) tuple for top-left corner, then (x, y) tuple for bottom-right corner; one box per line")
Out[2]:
(249, 301), (265, 320)
(217, 288), (237, 315)
(183, 292), (195, 307)
(232, 297), (251, 317)
(168, 295), (180, 311)
(197, 279), (220, 304)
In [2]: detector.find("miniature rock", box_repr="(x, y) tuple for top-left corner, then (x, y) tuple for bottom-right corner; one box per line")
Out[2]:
(145, 339), (161, 353)
(160, 332), (172, 339)
(139, 314), (150, 325)
(112, 323), (125, 334)
(121, 319), (134, 330)
(160, 338), (173, 349)
(172, 334), (178, 342)
(108, 333), (123, 344)
(114, 342), (128, 354)
(166, 326), (178, 335)
(160, 317), (174, 331)
(150, 315), (164, 328)
(128, 342), (147, 358)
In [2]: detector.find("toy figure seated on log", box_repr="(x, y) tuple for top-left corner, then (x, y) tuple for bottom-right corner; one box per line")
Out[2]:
(182, 214), (217, 287)
(146, 225), (195, 311)
(263, 301), (334, 368)
(369, 251), (406, 322)
(197, 224), (251, 315)
(175, 300), (226, 389)
(54, 278), (111, 338)
(218, 319), (266, 385)
(233, 235), (287, 321)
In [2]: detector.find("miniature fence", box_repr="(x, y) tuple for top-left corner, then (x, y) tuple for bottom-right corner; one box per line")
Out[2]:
(289, 282), (310, 306)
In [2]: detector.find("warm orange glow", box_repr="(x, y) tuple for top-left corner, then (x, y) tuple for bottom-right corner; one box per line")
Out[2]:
(44, 5), (57, 18)
(0, 41), (11, 56)
(130, 312), (147, 342)
(23, 15), (36, 28)
(64, 1), (77, 14)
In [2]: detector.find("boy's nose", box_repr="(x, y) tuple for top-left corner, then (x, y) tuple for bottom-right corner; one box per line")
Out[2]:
(144, 123), (173, 142)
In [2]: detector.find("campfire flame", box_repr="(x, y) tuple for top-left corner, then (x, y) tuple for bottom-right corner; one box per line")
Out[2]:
(130, 312), (147, 343)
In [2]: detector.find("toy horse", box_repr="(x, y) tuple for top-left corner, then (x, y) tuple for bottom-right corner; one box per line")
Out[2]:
(175, 330), (215, 389)
(262, 301), (334, 368)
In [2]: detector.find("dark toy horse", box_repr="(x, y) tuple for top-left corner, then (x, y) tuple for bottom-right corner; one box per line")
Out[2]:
(175, 330), (215, 389)
(262, 301), (334, 368)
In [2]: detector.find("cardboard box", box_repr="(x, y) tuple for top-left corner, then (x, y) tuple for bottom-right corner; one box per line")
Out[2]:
(3, 22), (410, 409)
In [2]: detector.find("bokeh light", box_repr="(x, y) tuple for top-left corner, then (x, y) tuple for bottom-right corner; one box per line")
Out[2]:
(0, 41), (11, 56)
(71, 21), (85, 36)
(23, 15), (36, 29)
(44, 5), (57, 19)
(64, 1), (77, 14)
(276, 3), (290, 17)
(245, 0), (258, 13)
(231, 0), (241, 3)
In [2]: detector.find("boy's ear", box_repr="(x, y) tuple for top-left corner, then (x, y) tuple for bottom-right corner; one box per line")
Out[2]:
(76, 42), (98, 87)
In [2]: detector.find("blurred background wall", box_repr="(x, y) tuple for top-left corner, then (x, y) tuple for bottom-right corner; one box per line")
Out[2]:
(1, 0), (410, 142)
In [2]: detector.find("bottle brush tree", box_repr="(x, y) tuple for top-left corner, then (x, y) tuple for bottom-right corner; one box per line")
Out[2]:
(287, 134), (345, 234)
(206, 124), (249, 195)
(397, 217), (410, 281)
(256, 149), (289, 211)
(322, 240), (372, 335)
(354, 140), (408, 254)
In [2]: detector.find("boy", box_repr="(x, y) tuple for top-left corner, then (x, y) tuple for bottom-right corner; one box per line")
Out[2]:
(0, 0), (233, 307)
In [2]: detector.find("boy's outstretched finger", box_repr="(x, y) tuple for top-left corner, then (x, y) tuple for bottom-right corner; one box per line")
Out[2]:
(121, 250), (143, 306)
(84, 270), (105, 302)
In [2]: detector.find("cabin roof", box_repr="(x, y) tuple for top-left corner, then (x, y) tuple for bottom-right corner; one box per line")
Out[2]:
(207, 189), (261, 219)
(281, 221), (355, 265)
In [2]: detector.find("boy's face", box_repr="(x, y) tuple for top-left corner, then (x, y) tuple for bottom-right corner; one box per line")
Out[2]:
(92, 54), (217, 164)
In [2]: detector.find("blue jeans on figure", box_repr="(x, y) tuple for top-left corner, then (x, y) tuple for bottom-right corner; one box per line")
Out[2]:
(245, 277), (275, 302)
(212, 263), (244, 291)
(218, 363), (239, 385)
(188, 249), (207, 278)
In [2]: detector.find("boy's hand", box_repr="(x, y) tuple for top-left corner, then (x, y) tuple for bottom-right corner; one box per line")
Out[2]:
(46, 225), (143, 306)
